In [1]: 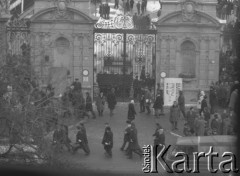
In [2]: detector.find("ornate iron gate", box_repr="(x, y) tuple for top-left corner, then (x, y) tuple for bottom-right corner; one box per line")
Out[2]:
(6, 17), (31, 56)
(94, 15), (157, 101)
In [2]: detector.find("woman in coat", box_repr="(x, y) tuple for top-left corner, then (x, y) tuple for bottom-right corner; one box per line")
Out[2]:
(102, 126), (113, 157)
(96, 92), (105, 116)
(153, 93), (163, 117)
(169, 101), (180, 131)
(128, 100), (136, 122)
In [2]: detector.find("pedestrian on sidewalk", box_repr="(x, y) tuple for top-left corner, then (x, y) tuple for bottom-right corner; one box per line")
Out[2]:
(153, 93), (164, 118)
(186, 107), (196, 134)
(139, 89), (145, 113)
(153, 127), (165, 156)
(141, 0), (145, 14)
(114, 0), (119, 9)
(61, 124), (72, 152)
(72, 125), (90, 155)
(107, 88), (117, 117)
(178, 91), (186, 119)
(136, 1), (141, 15)
(85, 92), (96, 119)
(120, 120), (132, 151)
(52, 125), (64, 153)
(96, 92), (105, 117)
(127, 100), (136, 122)
(102, 126), (113, 158)
(126, 122), (143, 159)
(130, 0), (134, 12)
(169, 101), (180, 131)
(200, 95), (208, 114)
(145, 88), (152, 114)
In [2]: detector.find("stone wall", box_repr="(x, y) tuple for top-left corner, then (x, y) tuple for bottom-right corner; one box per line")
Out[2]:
(30, 6), (94, 95)
(156, 0), (221, 104)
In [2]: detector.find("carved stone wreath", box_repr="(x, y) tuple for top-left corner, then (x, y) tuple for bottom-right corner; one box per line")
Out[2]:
(182, 1), (196, 22)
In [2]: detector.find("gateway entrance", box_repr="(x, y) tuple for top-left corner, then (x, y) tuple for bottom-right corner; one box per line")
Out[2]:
(94, 15), (157, 101)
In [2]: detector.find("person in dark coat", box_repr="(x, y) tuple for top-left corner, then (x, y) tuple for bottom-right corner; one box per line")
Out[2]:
(95, 92), (105, 116)
(141, 0), (145, 14)
(102, 126), (113, 157)
(72, 125), (90, 155)
(183, 123), (192, 136)
(186, 107), (196, 134)
(153, 93), (164, 117)
(127, 122), (143, 159)
(85, 92), (96, 119)
(106, 3), (110, 19)
(130, 0), (134, 11)
(114, 0), (119, 9)
(120, 120), (132, 151)
(222, 114), (232, 135)
(61, 124), (72, 152)
(126, 0), (130, 12)
(169, 101), (180, 131)
(203, 107), (211, 125)
(178, 91), (186, 119)
(210, 114), (219, 135)
(128, 100), (136, 122)
(133, 13), (138, 28)
(209, 86), (217, 114)
(201, 95), (208, 114)
(107, 88), (117, 116)
(71, 78), (82, 92)
(153, 127), (165, 156)
(139, 90), (145, 113)
(52, 125), (64, 152)
(136, 1), (141, 15)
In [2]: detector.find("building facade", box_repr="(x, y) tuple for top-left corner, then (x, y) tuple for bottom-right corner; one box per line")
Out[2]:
(0, 0), (223, 103)
(156, 0), (221, 103)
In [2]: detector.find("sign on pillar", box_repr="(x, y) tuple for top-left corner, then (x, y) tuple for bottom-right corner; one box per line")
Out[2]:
(164, 78), (183, 106)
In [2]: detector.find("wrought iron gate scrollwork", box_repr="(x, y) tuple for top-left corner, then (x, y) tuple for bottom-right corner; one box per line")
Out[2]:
(94, 14), (157, 101)
(6, 18), (31, 56)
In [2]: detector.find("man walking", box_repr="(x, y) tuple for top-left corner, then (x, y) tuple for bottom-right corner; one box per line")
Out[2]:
(102, 126), (113, 157)
(85, 92), (96, 119)
(120, 120), (131, 151)
(178, 91), (186, 119)
(72, 124), (90, 155)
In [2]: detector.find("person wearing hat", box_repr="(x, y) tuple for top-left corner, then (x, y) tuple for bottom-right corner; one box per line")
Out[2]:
(153, 126), (165, 157)
(72, 124), (90, 155)
(153, 93), (164, 118)
(120, 120), (132, 151)
(126, 122), (143, 159)
(102, 126), (113, 157)
(127, 100), (136, 122)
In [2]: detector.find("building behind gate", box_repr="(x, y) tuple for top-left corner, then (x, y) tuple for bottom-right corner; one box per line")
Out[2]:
(0, 0), (223, 104)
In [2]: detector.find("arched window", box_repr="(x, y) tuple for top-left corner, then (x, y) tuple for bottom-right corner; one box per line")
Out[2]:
(180, 41), (196, 77)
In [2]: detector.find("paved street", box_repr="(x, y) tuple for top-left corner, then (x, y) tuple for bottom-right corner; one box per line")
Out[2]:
(55, 103), (185, 175)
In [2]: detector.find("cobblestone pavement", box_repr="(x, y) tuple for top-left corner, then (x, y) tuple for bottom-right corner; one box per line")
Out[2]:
(54, 103), (186, 175)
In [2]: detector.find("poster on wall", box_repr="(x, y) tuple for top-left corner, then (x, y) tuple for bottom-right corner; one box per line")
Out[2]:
(164, 78), (183, 106)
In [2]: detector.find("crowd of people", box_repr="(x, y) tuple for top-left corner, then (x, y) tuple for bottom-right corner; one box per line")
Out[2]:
(179, 81), (239, 137)
(99, 3), (111, 19)
(216, 0), (240, 20)
(132, 13), (151, 29)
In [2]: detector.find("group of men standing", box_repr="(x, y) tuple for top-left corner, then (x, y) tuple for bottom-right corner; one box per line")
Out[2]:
(99, 3), (110, 19)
